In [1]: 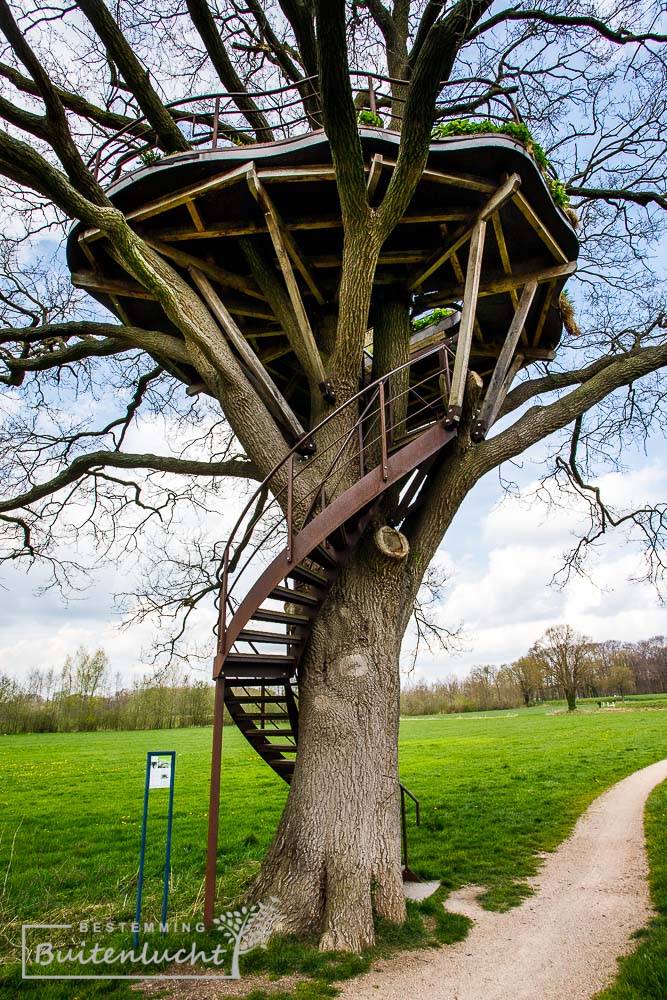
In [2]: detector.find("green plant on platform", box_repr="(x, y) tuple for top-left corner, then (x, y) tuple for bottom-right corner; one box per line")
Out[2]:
(411, 307), (454, 333)
(357, 109), (383, 128)
(432, 119), (570, 208)
(138, 149), (162, 166)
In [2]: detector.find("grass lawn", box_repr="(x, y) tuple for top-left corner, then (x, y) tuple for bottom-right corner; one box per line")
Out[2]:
(1, 701), (666, 998)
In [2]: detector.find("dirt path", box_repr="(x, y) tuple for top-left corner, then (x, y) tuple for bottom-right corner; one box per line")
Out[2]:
(337, 757), (667, 1000)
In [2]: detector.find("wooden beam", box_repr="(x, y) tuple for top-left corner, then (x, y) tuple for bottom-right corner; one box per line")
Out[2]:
(367, 154), (383, 203)
(471, 344), (554, 361)
(256, 165), (337, 183)
(71, 272), (154, 299)
(189, 268), (306, 441)
(313, 251), (428, 267)
(486, 352), (525, 431)
(438, 222), (485, 342)
(81, 162), (255, 242)
(149, 209), (471, 243)
(380, 157), (495, 193)
(186, 200), (206, 233)
(512, 192), (568, 263)
(143, 236), (266, 301)
(418, 260), (577, 306)
(491, 213), (528, 346)
(246, 169), (327, 387)
(410, 173), (521, 291)
(532, 279), (557, 347)
(472, 282), (537, 441)
(445, 220), (486, 425)
(247, 168), (326, 306)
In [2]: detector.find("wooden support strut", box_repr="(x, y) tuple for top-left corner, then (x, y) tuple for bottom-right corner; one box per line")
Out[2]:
(189, 268), (306, 441)
(245, 168), (333, 402)
(409, 173), (522, 292)
(471, 281), (537, 442)
(445, 220), (486, 426)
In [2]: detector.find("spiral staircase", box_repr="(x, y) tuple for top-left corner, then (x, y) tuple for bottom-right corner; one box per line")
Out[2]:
(214, 339), (459, 785)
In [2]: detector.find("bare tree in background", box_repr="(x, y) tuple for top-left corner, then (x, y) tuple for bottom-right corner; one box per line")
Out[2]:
(1, 0), (667, 951)
(531, 624), (593, 711)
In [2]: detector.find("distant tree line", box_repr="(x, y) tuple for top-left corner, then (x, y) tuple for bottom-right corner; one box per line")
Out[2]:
(3, 630), (666, 733)
(401, 628), (667, 716)
(0, 647), (216, 734)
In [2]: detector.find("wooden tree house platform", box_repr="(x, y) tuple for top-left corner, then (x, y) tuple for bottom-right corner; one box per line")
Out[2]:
(68, 128), (578, 437)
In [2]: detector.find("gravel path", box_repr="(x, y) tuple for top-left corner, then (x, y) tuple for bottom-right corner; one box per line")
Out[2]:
(337, 757), (667, 1000)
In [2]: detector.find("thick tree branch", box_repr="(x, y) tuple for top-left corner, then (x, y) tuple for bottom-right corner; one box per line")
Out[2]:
(468, 9), (667, 44)
(185, 0), (274, 141)
(0, 0), (108, 204)
(568, 186), (667, 210)
(378, 0), (494, 236)
(75, 0), (190, 153)
(315, 0), (368, 224)
(1, 451), (260, 515)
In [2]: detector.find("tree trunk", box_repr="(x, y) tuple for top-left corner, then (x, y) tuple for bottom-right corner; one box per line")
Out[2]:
(565, 687), (577, 711)
(251, 530), (410, 951)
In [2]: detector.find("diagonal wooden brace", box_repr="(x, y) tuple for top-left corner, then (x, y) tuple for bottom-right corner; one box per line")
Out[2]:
(472, 281), (538, 441)
(444, 220), (486, 426)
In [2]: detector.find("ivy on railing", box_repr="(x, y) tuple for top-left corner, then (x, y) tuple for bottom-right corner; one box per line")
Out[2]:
(432, 119), (569, 208)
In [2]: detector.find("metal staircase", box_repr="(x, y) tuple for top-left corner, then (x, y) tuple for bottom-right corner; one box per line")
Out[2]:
(213, 339), (458, 783)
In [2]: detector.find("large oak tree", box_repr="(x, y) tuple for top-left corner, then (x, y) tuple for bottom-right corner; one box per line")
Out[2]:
(1, 0), (666, 952)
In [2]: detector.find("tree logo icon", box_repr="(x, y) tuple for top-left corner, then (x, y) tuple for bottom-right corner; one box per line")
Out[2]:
(213, 898), (281, 978)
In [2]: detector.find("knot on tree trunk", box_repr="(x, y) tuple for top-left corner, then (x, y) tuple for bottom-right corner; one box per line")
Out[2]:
(374, 525), (409, 560)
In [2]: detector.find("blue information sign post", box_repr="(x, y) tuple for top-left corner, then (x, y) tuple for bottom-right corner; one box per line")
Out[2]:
(134, 750), (176, 948)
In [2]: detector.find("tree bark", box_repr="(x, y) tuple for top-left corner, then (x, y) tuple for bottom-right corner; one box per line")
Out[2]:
(251, 529), (410, 951)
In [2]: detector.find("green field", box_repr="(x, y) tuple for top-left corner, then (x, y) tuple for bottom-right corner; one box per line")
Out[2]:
(1, 703), (667, 998)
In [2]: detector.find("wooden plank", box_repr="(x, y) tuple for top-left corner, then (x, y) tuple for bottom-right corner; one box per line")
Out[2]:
(80, 162), (255, 242)
(486, 352), (525, 430)
(419, 260), (577, 305)
(380, 157), (495, 193)
(439, 223), (484, 343)
(256, 165), (336, 183)
(366, 154), (383, 203)
(512, 192), (568, 263)
(186, 200), (206, 233)
(491, 213), (527, 346)
(246, 169), (327, 386)
(409, 174), (521, 291)
(143, 236), (266, 301)
(71, 272), (154, 299)
(313, 251), (427, 267)
(247, 168), (326, 306)
(532, 279), (557, 347)
(473, 282), (537, 440)
(77, 234), (97, 269)
(446, 220), (486, 424)
(189, 268), (305, 441)
(149, 210), (471, 243)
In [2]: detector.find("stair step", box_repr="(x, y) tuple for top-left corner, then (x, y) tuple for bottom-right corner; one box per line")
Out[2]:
(238, 712), (290, 721)
(268, 758), (296, 768)
(268, 585), (320, 607)
(252, 743), (297, 754)
(286, 564), (329, 588)
(226, 652), (295, 665)
(309, 544), (340, 569)
(232, 694), (288, 704)
(237, 629), (302, 645)
(252, 608), (312, 626)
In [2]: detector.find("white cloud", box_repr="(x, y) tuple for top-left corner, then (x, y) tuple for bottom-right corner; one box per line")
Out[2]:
(407, 463), (667, 680)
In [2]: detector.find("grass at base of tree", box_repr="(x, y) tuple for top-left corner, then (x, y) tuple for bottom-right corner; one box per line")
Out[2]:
(1, 704), (666, 998)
